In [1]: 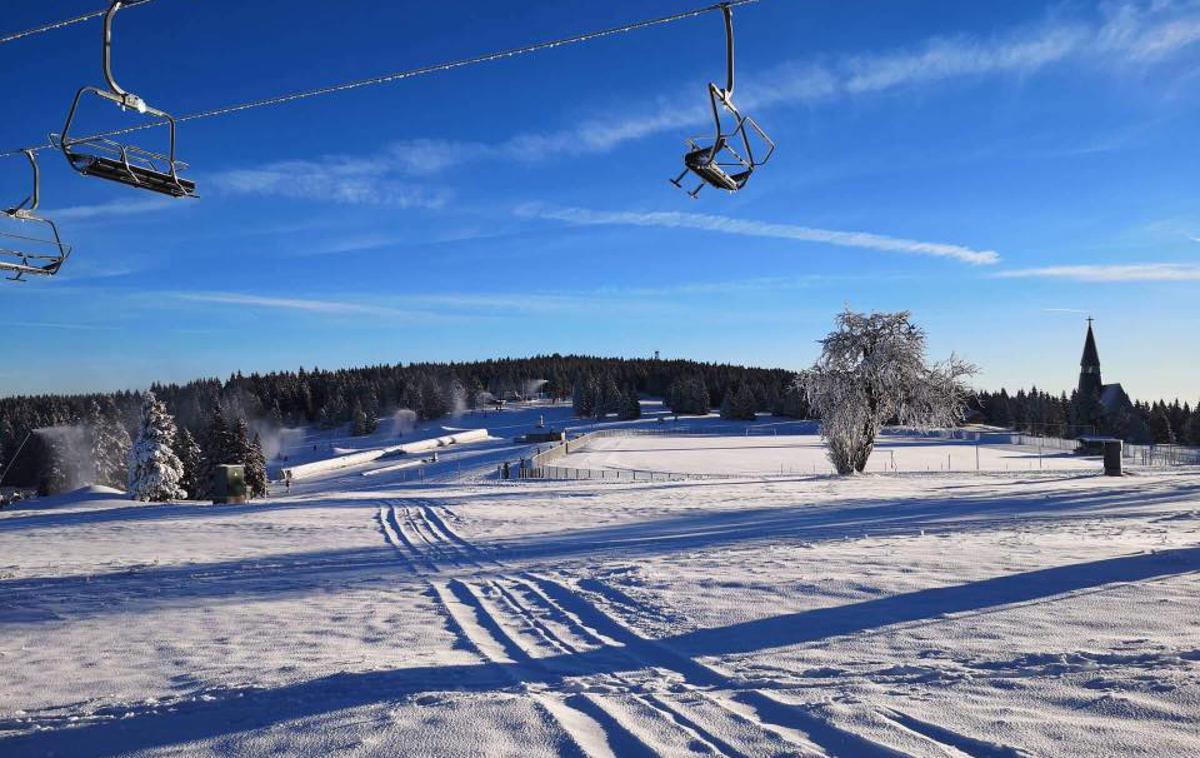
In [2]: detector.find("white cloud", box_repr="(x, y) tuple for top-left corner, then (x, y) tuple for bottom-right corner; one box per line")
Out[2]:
(842, 25), (1086, 94)
(518, 204), (999, 265)
(209, 155), (451, 209)
(51, 198), (179, 220)
(7, 321), (119, 331)
(172, 292), (440, 320)
(1096, 3), (1200, 61)
(996, 263), (1200, 282)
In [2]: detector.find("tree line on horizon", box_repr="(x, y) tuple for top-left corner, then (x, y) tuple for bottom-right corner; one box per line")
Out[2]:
(0, 355), (798, 494)
(972, 387), (1199, 446)
(1, 354), (1196, 494)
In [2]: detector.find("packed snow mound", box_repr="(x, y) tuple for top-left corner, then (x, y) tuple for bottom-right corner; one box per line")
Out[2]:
(77, 484), (124, 495)
(7, 484), (127, 512)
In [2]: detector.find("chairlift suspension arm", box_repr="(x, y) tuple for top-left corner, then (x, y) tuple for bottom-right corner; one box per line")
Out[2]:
(5, 150), (40, 215)
(103, 2), (128, 97)
(722, 3), (735, 98)
(23, 150), (39, 211)
(102, 0), (148, 112)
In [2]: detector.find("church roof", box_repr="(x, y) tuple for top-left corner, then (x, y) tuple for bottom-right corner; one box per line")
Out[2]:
(1081, 323), (1100, 367)
(1100, 383), (1129, 410)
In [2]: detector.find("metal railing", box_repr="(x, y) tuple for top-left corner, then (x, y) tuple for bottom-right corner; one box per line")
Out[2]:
(1122, 443), (1200, 466)
(887, 426), (1200, 467)
(521, 464), (739, 482)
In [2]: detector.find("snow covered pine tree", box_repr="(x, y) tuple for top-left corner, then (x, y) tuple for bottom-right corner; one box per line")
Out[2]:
(247, 432), (268, 499)
(800, 309), (976, 475)
(720, 384), (757, 421)
(88, 399), (132, 490)
(173, 427), (204, 500)
(127, 391), (187, 502)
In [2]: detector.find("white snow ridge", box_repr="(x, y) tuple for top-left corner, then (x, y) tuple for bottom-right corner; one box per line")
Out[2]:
(2, 404), (1199, 757)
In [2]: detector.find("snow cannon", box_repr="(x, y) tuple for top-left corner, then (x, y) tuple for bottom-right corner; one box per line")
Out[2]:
(212, 464), (247, 504)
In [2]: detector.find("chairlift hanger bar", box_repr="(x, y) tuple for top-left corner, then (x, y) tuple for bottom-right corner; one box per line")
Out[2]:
(0, 0), (761, 160)
(0, 0), (157, 46)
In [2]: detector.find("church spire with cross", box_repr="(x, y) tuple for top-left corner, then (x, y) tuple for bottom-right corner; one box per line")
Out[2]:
(1079, 317), (1103, 399)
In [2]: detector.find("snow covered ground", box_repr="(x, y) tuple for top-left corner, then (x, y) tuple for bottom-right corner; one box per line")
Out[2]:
(2, 412), (1199, 757)
(564, 434), (1104, 477)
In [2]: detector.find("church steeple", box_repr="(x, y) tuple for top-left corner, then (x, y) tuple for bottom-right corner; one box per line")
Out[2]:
(1078, 317), (1103, 398)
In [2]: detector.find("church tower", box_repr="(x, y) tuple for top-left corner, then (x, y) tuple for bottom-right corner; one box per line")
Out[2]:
(1078, 318), (1103, 399)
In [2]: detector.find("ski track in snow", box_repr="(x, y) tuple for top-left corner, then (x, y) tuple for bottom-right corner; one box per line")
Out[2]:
(376, 495), (1036, 757)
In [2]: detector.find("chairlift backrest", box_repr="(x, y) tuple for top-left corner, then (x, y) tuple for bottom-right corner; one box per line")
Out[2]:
(57, 0), (196, 198)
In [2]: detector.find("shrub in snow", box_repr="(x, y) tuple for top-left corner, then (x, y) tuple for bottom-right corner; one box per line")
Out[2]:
(799, 309), (975, 475)
(127, 391), (186, 502)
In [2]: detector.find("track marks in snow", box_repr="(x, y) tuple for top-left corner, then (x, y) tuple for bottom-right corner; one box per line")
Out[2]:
(731, 692), (907, 758)
(375, 505), (418, 573)
(468, 575), (761, 756)
(881, 709), (1033, 758)
(381, 501), (654, 756)
(384, 496), (1012, 758)
(422, 504), (503, 567)
(376, 495), (920, 757)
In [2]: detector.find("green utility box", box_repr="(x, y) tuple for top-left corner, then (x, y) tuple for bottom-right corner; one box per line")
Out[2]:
(1103, 440), (1123, 477)
(212, 464), (248, 504)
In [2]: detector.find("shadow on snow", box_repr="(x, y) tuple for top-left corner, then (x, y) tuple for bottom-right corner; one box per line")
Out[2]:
(2, 546), (1198, 756)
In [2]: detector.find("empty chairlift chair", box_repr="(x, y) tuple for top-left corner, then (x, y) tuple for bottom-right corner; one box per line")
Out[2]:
(0, 151), (71, 281)
(54, 1), (196, 198)
(670, 3), (775, 198)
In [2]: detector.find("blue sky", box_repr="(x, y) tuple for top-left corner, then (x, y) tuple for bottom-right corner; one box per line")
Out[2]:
(1, 0), (1198, 400)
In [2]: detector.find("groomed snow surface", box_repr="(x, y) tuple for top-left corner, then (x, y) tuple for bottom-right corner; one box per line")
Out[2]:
(2, 403), (1199, 757)
(564, 433), (1101, 477)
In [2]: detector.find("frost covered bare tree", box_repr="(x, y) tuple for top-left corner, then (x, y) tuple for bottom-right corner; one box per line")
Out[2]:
(127, 391), (186, 502)
(799, 309), (976, 475)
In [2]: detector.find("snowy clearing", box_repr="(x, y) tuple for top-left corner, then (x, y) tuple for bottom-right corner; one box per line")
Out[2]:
(2, 410), (1199, 757)
(562, 433), (1104, 477)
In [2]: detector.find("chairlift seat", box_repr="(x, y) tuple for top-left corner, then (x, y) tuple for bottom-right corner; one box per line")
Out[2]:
(67, 151), (196, 198)
(58, 10), (198, 201)
(1, 222), (71, 280)
(684, 143), (750, 192)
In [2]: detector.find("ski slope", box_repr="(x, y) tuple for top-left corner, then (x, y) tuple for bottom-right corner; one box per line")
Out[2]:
(2, 409), (1199, 757)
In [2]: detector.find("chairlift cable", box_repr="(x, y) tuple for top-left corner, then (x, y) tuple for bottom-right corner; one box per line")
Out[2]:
(0, 0), (759, 160)
(0, 0), (157, 46)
